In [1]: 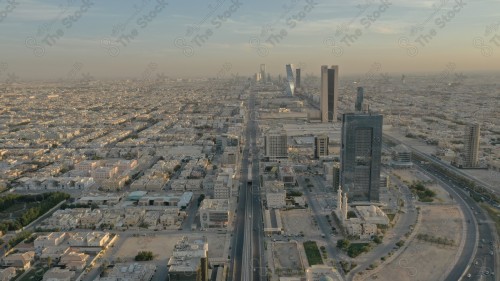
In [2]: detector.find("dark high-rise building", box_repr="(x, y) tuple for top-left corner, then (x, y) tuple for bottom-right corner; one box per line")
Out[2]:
(295, 68), (301, 88)
(355, 87), (364, 112)
(341, 113), (383, 202)
(320, 65), (339, 123)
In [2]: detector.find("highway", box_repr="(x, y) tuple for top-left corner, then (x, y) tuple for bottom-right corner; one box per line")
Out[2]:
(229, 87), (264, 281)
(384, 136), (498, 281)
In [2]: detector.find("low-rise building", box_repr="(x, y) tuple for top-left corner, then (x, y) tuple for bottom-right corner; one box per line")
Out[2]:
(199, 199), (230, 228)
(0, 267), (16, 281)
(265, 181), (286, 209)
(42, 268), (75, 281)
(2, 251), (35, 270)
(97, 263), (156, 281)
(168, 236), (209, 281)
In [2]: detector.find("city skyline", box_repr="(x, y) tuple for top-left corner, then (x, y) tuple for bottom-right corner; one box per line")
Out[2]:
(1, 0), (500, 80)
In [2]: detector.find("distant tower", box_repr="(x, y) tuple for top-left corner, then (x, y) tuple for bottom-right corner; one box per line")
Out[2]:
(320, 65), (339, 123)
(341, 113), (383, 203)
(314, 135), (329, 159)
(342, 192), (348, 220)
(463, 123), (480, 167)
(260, 64), (266, 83)
(401, 74), (406, 84)
(295, 68), (301, 89)
(337, 186), (343, 212)
(285, 64), (295, 96)
(355, 87), (364, 112)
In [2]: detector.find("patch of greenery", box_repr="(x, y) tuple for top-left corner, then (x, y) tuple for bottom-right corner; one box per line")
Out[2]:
(346, 243), (371, 258)
(135, 251), (154, 261)
(409, 182), (436, 202)
(303, 241), (323, 265)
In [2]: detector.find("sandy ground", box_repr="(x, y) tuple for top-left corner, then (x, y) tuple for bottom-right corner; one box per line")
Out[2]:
(272, 242), (304, 275)
(281, 209), (321, 237)
(113, 232), (226, 262)
(363, 205), (463, 281)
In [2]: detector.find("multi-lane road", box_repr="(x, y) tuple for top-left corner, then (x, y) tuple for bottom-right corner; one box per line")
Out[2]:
(229, 88), (264, 281)
(384, 135), (498, 281)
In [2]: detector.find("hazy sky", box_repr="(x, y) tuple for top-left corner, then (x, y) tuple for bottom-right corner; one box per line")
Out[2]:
(1, 0), (499, 80)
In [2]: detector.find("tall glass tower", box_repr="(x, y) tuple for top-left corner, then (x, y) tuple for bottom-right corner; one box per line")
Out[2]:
(341, 113), (383, 203)
(320, 65), (339, 122)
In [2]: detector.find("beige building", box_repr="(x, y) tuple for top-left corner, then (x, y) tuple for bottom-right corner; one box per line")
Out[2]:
(43, 268), (75, 281)
(199, 199), (230, 228)
(2, 251), (35, 270)
(265, 181), (286, 209)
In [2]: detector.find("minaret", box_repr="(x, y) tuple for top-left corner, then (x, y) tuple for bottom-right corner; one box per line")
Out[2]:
(337, 186), (343, 212)
(342, 192), (348, 221)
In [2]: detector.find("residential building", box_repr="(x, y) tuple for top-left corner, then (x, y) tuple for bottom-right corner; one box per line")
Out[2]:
(42, 268), (75, 281)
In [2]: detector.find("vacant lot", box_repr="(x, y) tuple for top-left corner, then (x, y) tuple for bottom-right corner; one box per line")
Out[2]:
(272, 242), (304, 275)
(362, 205), (463, 281)
(113, 232), (226, 263)
(281, 209), (321, 237)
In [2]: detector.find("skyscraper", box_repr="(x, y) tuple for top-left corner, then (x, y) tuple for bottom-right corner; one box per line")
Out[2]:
(285, 64), (295, 96)
(355, 87), (364, 112)
(341, 113), (383, 202)
(320, 65), (339, 123)
(295, 68), (301, 89)
(463, 123), (480, 168)
(260, 64), (266, 83)
(314, 135), (329, 159)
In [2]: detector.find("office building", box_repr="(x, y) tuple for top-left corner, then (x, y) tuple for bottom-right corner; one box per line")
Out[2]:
(295, 68), (301, 88)
(341, 113), (383, 202)
(264, 131), (288, 161)
(355, 87), (364, 112)
(285, 64), (295, 96)
(314, 135), (329, 159)
(463, 123), (480, 168)
(320, 65), (339, 123)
